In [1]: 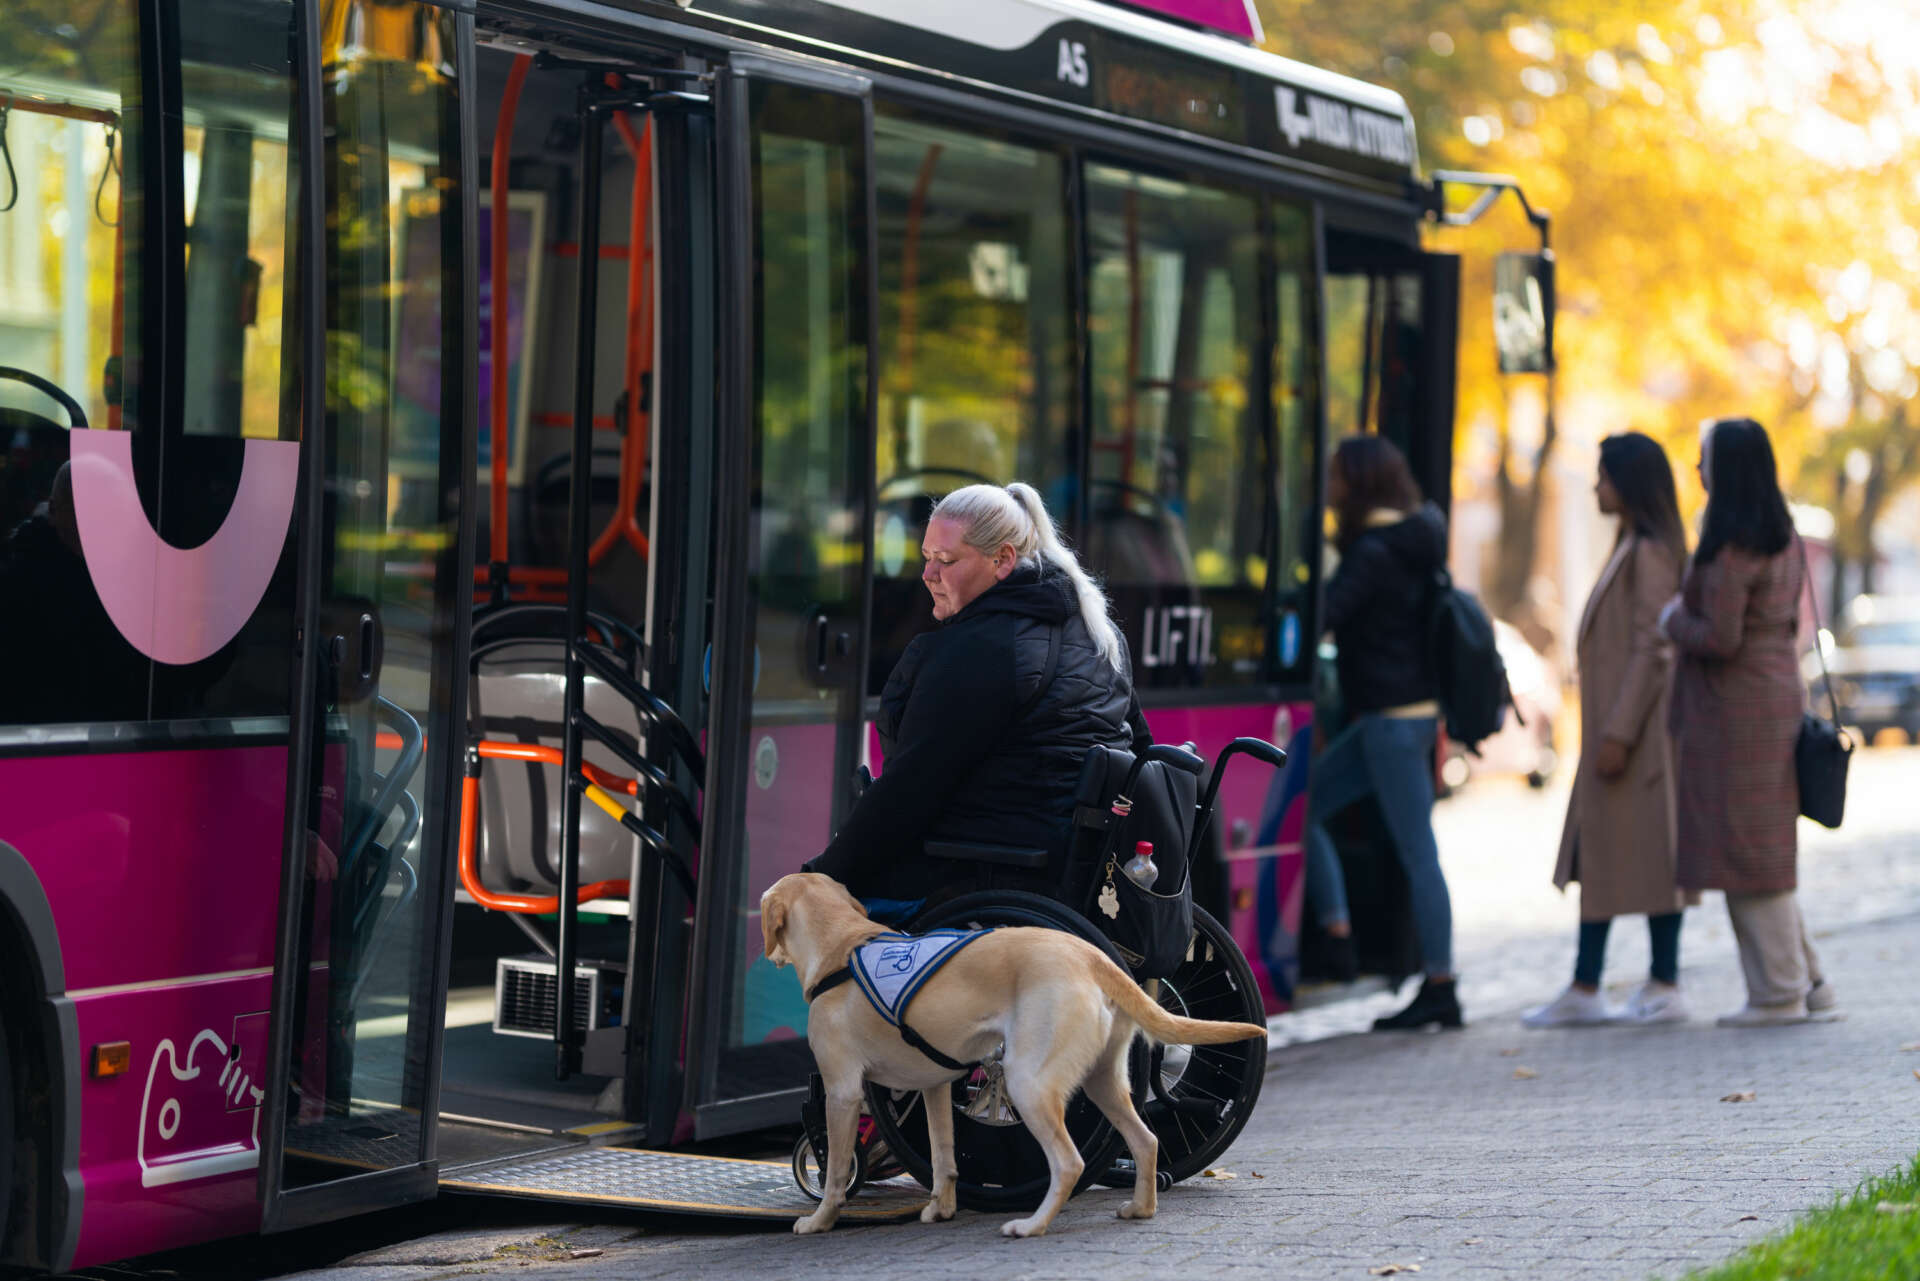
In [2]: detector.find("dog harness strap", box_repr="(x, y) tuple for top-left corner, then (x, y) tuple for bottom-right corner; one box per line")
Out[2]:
(895, 1019), (976, 1073)
(810, 928), (994, 1074)
(806, 967), (853, 1002)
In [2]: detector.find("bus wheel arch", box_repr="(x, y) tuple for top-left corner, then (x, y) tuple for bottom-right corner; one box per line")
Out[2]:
(0, 843), (83, 1272)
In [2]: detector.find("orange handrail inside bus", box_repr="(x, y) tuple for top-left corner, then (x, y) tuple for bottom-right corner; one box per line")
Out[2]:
(373, 731), (639, 799)
(588, 107), (651, 567)
(482, 64), (650, 603)
(455, 738), (638, 913)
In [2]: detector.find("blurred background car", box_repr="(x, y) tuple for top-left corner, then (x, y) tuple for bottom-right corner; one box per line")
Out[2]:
(1807, 595), (1920, 746)
(1440, 619), (1561, 794)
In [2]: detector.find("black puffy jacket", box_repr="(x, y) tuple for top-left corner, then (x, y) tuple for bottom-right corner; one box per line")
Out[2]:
(1324, 503), (1448, 714)
(807, 567), (1148, 901)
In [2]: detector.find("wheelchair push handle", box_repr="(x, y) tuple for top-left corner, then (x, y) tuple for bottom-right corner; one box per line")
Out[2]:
(1115, 742), (1205, 802)
(1194, 736), (1289, 856)
(1143, 742), (1206, 775)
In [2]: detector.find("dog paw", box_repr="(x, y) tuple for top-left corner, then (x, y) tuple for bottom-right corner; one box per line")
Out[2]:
(1118, 1200), (1156, 1221)
(920, 1200), (955, 1224)
(793, 1214), (833, 1235)
(1000, 1217), (1046, 1238)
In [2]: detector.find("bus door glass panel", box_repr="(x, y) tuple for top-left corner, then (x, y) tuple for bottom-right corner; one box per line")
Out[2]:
(1323, 234), (1458, 503)
(867, 112), (1073, 693)
(1270, 200), (1318, 684)
(1084, 165), (1266, 690)
(710, 78), (872, 1108)
(263, 0), (465, 1222)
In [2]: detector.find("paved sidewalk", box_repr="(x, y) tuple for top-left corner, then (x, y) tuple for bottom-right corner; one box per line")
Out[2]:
(293, 905), (1920, 1281)
(1278, 746), (1920, 1043)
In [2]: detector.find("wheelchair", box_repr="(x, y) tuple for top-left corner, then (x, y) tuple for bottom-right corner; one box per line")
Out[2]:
(793, 735), (1285, 1210)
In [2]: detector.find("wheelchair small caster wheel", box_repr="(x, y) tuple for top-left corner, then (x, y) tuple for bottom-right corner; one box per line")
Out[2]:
(792, 1132), (867, 1201)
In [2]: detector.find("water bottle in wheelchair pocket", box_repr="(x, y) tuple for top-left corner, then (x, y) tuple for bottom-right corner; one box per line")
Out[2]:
(1086, 761), (1198, 980)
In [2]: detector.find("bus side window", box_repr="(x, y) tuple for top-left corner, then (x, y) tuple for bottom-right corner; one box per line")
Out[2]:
(179, 13), (298, 444)
(151, 3), (303, 721)
(0, 2), (151, 729)
(1084, 164), (1266, 689)
(866, 112), (1075, 694)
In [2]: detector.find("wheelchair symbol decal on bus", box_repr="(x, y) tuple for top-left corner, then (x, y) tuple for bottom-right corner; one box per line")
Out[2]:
(137, 1026), (267, 1189)
(69, 431), (299, 665)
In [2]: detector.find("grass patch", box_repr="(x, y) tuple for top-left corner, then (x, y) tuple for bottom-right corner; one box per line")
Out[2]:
(1682, 1154), (1920, 1280)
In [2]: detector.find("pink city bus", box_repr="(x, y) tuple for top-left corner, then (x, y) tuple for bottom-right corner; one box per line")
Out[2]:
(0, 0), (1545, 1269)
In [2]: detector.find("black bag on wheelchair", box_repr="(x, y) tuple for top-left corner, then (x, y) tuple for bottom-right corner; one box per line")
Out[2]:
(1062, 745), (1198, 980)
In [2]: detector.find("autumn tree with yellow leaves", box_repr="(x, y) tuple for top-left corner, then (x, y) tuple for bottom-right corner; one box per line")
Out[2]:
(1261, 0), (1920, 631)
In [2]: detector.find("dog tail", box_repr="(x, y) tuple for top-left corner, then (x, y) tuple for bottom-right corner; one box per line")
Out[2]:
(1089, 953), (1267, 1046)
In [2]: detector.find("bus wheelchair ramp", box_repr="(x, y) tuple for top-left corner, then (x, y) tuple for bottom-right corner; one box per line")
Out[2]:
(442, 1146), (926, 1223)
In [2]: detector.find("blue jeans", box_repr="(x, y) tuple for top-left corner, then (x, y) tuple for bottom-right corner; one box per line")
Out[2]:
(859, 897), (924, 928)
(1306, 714), (1453, 977)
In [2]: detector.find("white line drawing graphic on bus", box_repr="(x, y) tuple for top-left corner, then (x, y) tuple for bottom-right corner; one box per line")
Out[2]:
(137, 1029), (266, 1188)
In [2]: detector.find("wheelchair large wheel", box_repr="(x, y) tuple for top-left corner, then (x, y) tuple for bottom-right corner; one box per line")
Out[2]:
(1104, 904), (1268, 1187)
(863, 890), (1127, 1213)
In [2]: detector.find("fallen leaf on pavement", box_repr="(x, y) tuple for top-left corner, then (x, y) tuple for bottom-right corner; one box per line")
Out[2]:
(1498, 1048), (1521, 1057)
(1512, 1066), (1538, 1079)
(1201, 1168), (1236, 1179)
(1250, 1172), (1265, 1179)
(1876, 1202), (1914, 1215)
(1899, 1042), (1920, 1052)
(1369, 1266), (1421, 1276)
(1462, 1238), (1483, 1245)
(1720, 1090), (1756, 1103)
(1912, 1069), (1919, 1082)
(569, 1249), (605, 1259)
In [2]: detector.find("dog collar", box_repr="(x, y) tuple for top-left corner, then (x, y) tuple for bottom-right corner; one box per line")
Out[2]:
(806, 966), (853, 1003)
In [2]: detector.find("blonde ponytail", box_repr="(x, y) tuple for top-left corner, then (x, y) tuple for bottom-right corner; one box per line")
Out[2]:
(930, 482), (1124, 672)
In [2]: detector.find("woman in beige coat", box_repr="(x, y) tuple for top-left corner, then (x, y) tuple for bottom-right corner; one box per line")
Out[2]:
(1526, 434), (1691, 1028)
(1663, 418), (1837, 1027)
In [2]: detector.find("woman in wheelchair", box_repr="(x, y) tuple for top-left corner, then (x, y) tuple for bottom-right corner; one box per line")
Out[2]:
(804, 482), (1149, 919)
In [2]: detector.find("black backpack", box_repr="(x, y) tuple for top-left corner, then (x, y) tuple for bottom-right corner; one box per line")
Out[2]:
(1427, 570), (1516, 751)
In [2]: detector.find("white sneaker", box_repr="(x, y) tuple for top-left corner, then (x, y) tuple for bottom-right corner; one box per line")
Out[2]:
(1522, 985), (1617, 1028)
(1716, 1001), (1810, 1028)
(1619, 981), (1689, 1025)
(1806, 980), (1844, 1021)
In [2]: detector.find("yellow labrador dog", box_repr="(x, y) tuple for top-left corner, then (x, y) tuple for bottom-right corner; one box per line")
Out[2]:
(760, 872), (1265, 1238)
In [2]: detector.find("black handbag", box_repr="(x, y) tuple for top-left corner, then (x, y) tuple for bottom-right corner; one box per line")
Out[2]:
(1795, 539), (1852, 829)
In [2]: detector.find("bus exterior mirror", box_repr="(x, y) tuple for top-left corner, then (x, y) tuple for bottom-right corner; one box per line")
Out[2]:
(1493, 250), (1555, 374)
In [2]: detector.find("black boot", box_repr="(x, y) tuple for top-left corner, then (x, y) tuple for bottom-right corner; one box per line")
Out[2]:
(1372, 978), (1463, 1031)
(1325, 934), (1359, 984)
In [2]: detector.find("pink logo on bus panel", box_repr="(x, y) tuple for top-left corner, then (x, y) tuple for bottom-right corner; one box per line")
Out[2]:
(68, 431), (298, 665)
(137, 1022), (267, 1188)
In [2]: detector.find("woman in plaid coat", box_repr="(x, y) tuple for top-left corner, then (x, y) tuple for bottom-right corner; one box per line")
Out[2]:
(1662, 418), (1837, 1027)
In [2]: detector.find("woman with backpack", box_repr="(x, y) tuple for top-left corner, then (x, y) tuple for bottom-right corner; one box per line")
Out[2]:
(1663, 418), (1838, 1026)
(1525, 433), (1694, 1029)
(1309, 436), (1461, 1032)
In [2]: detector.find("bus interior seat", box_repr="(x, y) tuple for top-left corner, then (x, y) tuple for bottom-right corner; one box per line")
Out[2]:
(470, 639), (645, 899)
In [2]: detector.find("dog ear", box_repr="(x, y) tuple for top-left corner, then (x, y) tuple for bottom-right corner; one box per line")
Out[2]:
(761, 892), (791, 967)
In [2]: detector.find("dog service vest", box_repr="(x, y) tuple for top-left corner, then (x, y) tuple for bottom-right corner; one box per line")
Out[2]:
(848, 929), (992, 1028)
